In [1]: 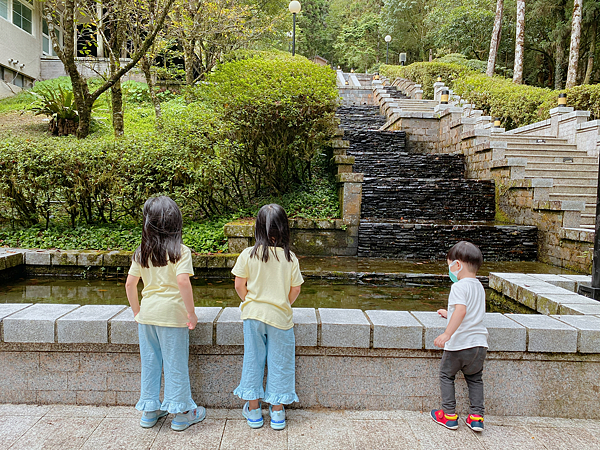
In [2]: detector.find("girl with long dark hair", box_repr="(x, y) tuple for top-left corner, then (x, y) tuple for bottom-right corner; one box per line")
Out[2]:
(125, 196), (205, 431)
(231, 203), (304, 430)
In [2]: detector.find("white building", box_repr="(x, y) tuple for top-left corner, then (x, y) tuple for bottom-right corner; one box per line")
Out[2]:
(1, 1), (142, 98)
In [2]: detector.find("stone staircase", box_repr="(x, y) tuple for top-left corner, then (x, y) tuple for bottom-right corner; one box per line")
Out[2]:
(336, 106), (538, 260)
(492, 135), (598, 229)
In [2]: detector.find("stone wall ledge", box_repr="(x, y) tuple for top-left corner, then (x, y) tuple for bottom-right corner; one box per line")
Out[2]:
(489, 273), (599, 321)
(3, 303), (600, 354)
(560, 227), (595, 243)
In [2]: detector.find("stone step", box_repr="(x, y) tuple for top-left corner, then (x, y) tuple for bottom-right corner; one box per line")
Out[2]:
(524, 167), (599, 178)
(498, 135), (571, 144)
(358, 221), (537, 260)
(526, 176), (597, 186)
(506, 142), (579, 151)
(548, 185), (597, 195)
(506, 154), (596, 164)
(352, 152), (464, 179)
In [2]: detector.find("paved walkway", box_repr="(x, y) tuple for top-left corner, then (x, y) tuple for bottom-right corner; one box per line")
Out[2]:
(1, 405), (599, 449)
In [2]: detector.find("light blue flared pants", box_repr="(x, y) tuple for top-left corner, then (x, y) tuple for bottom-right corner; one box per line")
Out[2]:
(136, 324), (197, 414)
(234, 319), (299, 405)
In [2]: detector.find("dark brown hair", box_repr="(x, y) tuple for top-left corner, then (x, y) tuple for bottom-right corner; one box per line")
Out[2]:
(134, 196), (183, 268)
(250, 204), (292, 263)
(447, 241), (483, 272)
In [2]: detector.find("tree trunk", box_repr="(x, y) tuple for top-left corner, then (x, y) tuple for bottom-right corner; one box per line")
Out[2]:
(584, 19), (597, 84)
(141, 56), (161, 122)
(566, 0), (583, 88)
(513, 0), (525, 84)
(111, 78), (124, 136)
(555, 40), (565, 89)
(183, 40), (197, 86)
(487, 0), (504, 77)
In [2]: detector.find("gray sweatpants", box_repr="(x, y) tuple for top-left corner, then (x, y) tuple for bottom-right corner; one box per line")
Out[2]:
(439, 346), (487, 415)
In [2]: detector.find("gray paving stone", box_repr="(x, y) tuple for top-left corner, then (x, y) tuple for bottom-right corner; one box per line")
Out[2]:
(24, 250), (51, 265)
(103, 251), (132, 268)
(488, 273), (536, 295)
(0, 304), (32, 320)
(57, 305), (126, 343)
(551, 315), (600, 353)
(109, 308), (138, 344)
(293, 308), (318, 347)
(52, 250), (78, 266)
(560, 303), (600, 315)
(216, 307), (243, 346)
(0, 252), (24, 270)
(483, 313), (526, 351)
(537, 293), (596, 315)
(190, 307), (221, 346)
(517, 283), (573, 311)
(319, 308), (370, 348)
(529, 274), (576, 291)
(365, 310), (423, 349)
(77, 251), (104, 267)
(3, 304), (80, 343)
(561, 275), (592, 292)
(506, 314), (578, 353)
(410, 311), (446, 350)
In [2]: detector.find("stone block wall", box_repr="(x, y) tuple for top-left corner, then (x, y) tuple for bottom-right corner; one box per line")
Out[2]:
(357, 222), (538, 260)
(2, 304), (600, 418)
(338, 86), (375, 106)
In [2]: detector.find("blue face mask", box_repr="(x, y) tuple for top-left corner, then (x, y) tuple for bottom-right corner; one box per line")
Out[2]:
(448, 260), (462, 283)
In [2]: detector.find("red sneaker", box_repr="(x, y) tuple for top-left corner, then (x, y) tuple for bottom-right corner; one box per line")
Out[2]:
(430, 409), (459, 430)
(466, 414), (484, 431)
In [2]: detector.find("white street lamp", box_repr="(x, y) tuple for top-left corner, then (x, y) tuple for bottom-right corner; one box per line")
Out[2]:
(385, 35), (392, 65)
(289, 1), (301, 56)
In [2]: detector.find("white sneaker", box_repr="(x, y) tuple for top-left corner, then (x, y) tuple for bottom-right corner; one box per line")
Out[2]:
(171, 407), (206, 431)
(140, 410), (168, 428)
(242, 402), (264, 428)
(269, 405), (286, 430)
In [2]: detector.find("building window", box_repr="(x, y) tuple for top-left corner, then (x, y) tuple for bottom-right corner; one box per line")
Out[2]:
(0, 0), (8, 20)
(13, 0), (33, 34)
(42, 19), (61, 55)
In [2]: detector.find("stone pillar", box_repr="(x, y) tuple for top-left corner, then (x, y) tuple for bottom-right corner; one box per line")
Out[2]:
(550, 106), (574, 136)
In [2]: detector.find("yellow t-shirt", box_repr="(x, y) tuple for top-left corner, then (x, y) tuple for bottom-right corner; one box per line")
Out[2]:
(231, 246), (304, 330)
(129, 244), (194, 328)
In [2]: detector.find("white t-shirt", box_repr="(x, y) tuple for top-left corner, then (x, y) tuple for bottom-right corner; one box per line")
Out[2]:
(445, 277), (488, 351)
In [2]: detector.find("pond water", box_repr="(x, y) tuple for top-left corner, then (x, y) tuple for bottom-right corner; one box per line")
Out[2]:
(1, 277), (517, 313)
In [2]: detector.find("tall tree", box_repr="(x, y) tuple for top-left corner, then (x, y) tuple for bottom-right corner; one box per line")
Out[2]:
(43, 0), (175, 138)
(566, 0), (583, 88)
(583, 18), (597, 83)
(487, 0), (504, 76)
(513, 0), (526, 83)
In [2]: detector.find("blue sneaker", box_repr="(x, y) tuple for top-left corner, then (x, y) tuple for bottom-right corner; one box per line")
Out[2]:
(269, 405), (286, 430)
(171, 407), (206, 431)
(242, 402), (264, 429)
(140, 410), (168, 428)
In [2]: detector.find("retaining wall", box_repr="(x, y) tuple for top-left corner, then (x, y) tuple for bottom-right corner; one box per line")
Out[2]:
(2, 304), (600, 418)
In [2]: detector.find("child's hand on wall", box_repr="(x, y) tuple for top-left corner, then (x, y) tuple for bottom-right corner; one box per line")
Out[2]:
(437, 309), (447, 319)
(434, 333), (451, 348)
(187, 312), (198, 330)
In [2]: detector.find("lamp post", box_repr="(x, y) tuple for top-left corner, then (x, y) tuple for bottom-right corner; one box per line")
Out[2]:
(385, 35), (392, 64)
(289, 1), (301, 56)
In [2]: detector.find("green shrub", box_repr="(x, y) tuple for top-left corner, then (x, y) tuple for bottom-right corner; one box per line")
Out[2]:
(539, 84), (600, 121)
(0, 220), (229, 253)
(191, 55), (340, 197)
(435, 54), (486, 73)
(452, 74), (556, 129)
(122, 80), (177, 104)
(379, 62), (475, 99)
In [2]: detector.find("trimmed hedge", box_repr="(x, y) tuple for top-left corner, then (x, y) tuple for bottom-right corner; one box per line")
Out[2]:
(379, 62), (473, 99)
(381, 61), (600, 130)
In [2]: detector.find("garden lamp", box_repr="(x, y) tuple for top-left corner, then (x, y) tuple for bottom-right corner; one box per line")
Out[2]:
(385, 35), (392, 64)
(440, 89), (449, 104)
(289, 1), (301, 56)
(558, 93), (567, 106)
